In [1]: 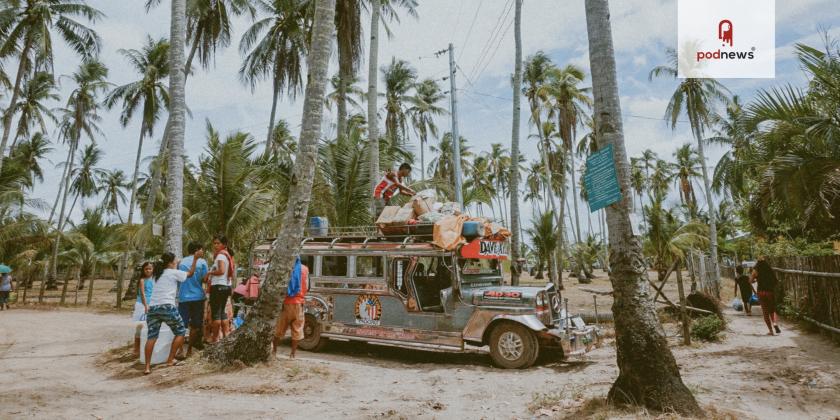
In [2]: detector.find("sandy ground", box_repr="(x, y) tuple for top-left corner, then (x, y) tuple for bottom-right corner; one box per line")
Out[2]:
(1, 300), (839, 419)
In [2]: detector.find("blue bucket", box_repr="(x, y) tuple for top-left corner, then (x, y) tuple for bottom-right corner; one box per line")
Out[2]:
(308, 217), (329, 236)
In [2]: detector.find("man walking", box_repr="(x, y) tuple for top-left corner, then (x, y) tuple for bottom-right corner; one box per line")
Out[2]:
(273, 257), (308, 359)
(178, 242), (209, 356)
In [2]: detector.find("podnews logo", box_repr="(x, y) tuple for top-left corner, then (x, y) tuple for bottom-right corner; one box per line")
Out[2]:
(678, 0), (774, 79)
(695, 19), (756, 62)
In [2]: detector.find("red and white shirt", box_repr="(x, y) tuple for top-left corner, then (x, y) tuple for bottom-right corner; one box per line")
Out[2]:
(373, 170), (403, 201)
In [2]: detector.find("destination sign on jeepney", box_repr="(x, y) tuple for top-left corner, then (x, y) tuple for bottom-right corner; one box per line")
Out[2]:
(584, 144), (622, 212)
(460, 239), (508, 259)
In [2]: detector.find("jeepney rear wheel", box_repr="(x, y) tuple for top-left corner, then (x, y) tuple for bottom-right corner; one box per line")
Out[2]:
(298, 314), (327, 352)
(488, 322), (539, 369)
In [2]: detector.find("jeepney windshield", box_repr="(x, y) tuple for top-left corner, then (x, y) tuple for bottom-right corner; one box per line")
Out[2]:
(458, 258), (502, 287)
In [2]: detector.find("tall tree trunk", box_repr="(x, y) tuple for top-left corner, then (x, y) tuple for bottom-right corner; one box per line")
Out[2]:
(569, 152), (582, 242)
(164, 0), (188, 257)
(48, 145), (74, 225)
(49, 139), (79, 288)
(584, 0), (701, 414)
(367, 0), (381, 216)
(336, 65), (349, 139)
(694, 128), (720, 289)
(419, 136), (425, 182)
(0, 43), (30, 174)
(535, 121), (561, 288)
(116, 129), (147, 308)
(265, 72), (280, 156)
(205, 0), (336, 365)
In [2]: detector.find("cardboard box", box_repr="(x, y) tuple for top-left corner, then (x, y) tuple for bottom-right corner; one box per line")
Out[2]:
(392, 206), (415, 224)
(375, 206), (401, 225)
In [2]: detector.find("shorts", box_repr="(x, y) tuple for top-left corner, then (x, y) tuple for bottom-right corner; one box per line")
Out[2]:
(178, 299), (206, 328)
(209, 285), (231, 321)
(275, 303), (305, 341)
(758, 291), (775, 314)
(146, 304), (186, 339)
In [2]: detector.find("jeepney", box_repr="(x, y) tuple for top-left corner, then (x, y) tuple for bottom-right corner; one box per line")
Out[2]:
(252, 230), (600, 369)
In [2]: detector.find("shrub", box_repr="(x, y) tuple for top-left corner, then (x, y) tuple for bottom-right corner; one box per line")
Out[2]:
(691, 315), (725, 342)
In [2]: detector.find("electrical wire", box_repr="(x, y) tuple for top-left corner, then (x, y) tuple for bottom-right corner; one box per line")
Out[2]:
(467, 0), (513, 82)
(457, 0), (484, 61)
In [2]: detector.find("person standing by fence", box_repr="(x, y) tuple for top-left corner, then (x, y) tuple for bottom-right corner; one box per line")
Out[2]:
(751, 256), (781, 335)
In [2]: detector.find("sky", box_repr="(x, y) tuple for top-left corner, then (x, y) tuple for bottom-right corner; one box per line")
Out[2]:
(30, 0), (840, 239)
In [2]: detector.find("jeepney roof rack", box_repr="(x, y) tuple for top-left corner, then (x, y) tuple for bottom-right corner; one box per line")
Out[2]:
(255, 225), (436, 249)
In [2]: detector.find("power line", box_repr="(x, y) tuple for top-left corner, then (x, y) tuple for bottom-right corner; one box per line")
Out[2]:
(467, 0), (513, 82)
(471, 17), (514, 85)
(457, 0), (484, 61)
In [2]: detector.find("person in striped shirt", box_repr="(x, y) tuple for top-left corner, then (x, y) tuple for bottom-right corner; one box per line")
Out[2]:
(373, 163), (415, 216)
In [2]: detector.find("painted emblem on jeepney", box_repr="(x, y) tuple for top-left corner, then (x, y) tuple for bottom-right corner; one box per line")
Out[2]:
(354, 294), (382, 325)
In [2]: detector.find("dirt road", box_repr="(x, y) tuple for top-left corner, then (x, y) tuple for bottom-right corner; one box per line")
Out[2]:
(1, 308), (838, 419)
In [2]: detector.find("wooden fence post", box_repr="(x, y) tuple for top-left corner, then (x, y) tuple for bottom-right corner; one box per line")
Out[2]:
(38, 274), (46, 303)
(676, 261), (691, 345)
(73, 269), (81, 305)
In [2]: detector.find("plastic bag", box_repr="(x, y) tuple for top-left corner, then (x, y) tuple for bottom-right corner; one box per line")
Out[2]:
(439, 202), (462, 216)
(730, 297), (744, 312)
(749, 294), (759, 304)
(419, 212), (445, 223)
(139, 323), (174, 365)
(416, 189), (436, 200)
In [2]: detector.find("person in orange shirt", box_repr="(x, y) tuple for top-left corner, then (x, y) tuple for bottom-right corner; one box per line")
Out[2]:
(273, 257), (308, 358)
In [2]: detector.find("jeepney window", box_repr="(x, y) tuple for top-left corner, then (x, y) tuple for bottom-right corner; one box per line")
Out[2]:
(300, 255), (315, 273)
(322, 256), (347, 277)
(355, 256), (384, 278)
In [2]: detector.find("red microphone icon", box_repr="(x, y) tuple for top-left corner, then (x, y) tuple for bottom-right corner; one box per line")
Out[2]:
(719, 19), (733, 47)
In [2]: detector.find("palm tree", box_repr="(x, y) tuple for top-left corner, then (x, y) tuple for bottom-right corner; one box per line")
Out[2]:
(239, 0), (312, 155)
(585, 0), (701, 414)
(428, 132), (472, 195)
(164, 0), (189, 256)
(318, 121), (372, 226)
(509, 0), (523, 285)
(326, 73), (364, 116)
(671, 144), (702, 217)
(629, 157), (646, 229)
(526, 211), (558, 283)
(367, 0), (381, 214)
(184, 122), (277, 248)
(11, 72), (58, 147)
(547, 64), (591, 244)
(522, 51), (563, 287)
(381, 57), (416, 151)
(0, 0), (103, 174)
(650, 47), (729, 283)
(99, 169), (129, 223)
(9, 132), (52, 191)
(485, 143), (512, 224)
(709, 96), (752, 200)
(66, 143), (105, 217)
(643, 191), (709, 282)
(104, 36), (170, 298)
(408, 78), (446, 182)
(206, 0), (336, 365)
(49, 60), (110, 288)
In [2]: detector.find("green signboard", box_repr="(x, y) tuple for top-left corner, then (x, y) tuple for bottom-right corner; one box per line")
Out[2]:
(584, 144), (622, 212)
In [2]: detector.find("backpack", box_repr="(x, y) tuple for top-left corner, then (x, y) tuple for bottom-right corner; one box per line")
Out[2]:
(287, 257), (302, 297)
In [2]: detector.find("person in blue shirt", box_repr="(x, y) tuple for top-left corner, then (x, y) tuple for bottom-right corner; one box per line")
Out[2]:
(178, 242), (209, 357)
(132, 262), (155, 357)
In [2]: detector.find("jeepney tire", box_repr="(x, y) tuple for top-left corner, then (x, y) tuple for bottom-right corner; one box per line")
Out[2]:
(298, 314), (327, 352)
(488, 322), (539, 369)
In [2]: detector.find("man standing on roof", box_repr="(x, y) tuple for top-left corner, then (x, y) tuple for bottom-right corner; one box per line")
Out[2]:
(373, 163), (416, 216)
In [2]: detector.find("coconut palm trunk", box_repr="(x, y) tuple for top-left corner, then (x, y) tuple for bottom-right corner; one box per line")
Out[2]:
(164, 0), (188, 256)
(367, 0), (381, 215)
(694, 126), (720, 288)
(48, 139), (79, 288)
(584, 0), (701, 414)
(205, 0), (336, 365)
(115, 127), (147, 307)
(266, 74), (281, 155)
(0, 43), (31, 174)
(47, 144), (74, 225)
(569, 153), (582, 242)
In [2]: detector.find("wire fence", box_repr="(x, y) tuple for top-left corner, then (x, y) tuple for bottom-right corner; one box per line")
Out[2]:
(770, 256), (840, 338)
(687, 251), (721, 298)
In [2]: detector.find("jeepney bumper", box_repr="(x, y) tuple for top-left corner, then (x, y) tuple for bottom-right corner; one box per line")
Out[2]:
(539, 323), (602, 357)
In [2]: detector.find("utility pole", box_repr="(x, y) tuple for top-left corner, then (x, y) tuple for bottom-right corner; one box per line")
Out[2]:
(447, 43), (464, 208)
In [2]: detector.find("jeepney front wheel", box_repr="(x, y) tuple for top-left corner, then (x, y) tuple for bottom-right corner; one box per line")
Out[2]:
(298, 314), (327, 352)
(488, 322), (539, 369)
